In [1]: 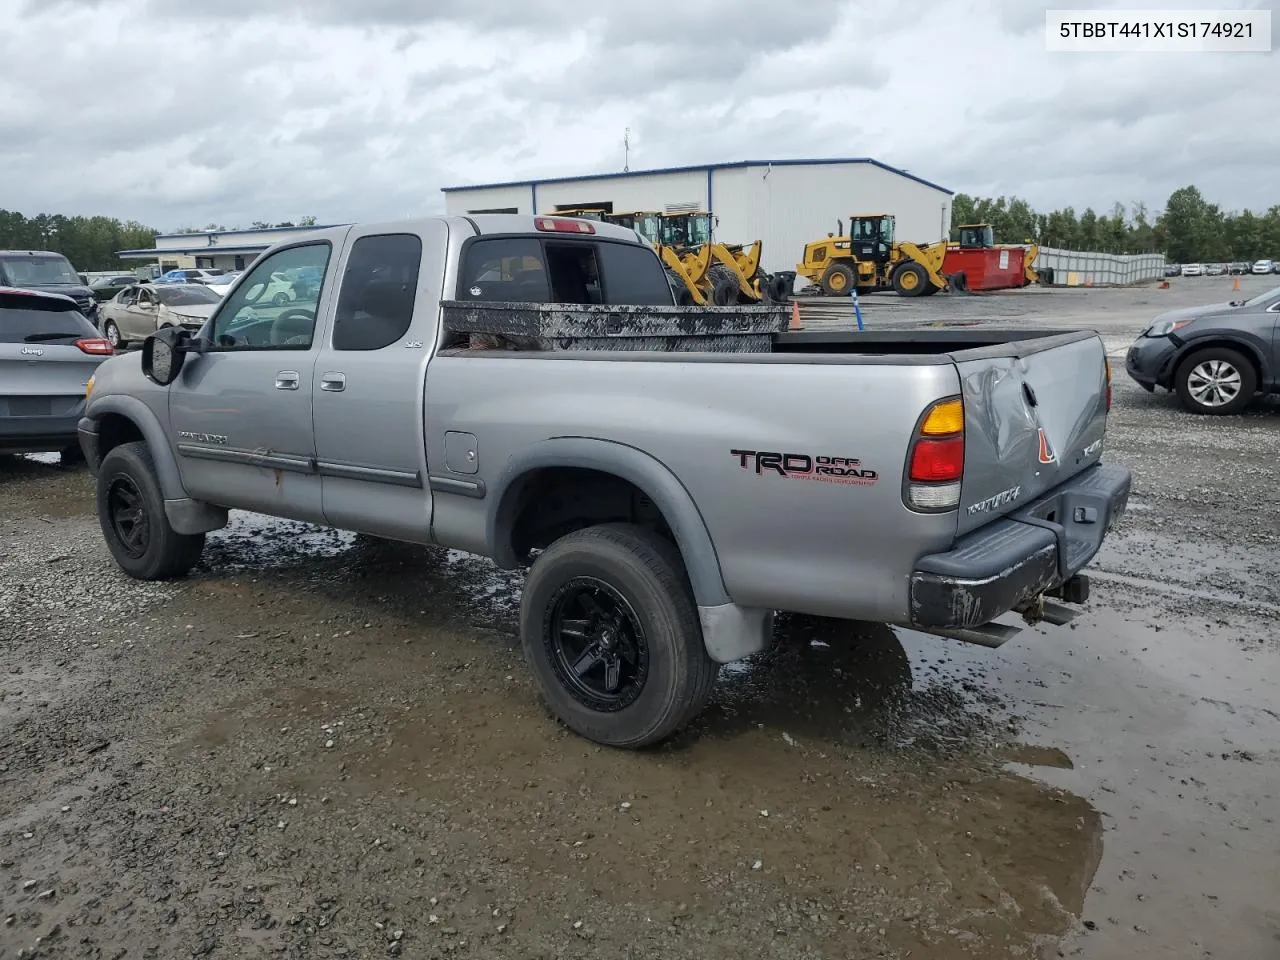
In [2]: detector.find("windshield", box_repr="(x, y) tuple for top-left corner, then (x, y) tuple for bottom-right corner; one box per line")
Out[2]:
(0, 254), (82, 286)
(660, 214), (711, 248)
(156, 285), (222, 306)
(1241, 285), (1280, 308)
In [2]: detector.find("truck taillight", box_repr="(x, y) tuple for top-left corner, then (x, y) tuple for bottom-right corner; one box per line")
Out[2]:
(75, 338), (114, 356)
(906, 396), (964, 511)
(534, 217), (595, 234)
(1104, 357), (1112, 411)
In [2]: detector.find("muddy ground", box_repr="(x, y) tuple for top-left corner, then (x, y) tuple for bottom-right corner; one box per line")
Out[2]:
(3, 281), (1279, 960)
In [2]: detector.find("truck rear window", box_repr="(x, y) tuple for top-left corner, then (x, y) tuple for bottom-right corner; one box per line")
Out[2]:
(0, 293), (99, 343)
(459, 237), (672, 306)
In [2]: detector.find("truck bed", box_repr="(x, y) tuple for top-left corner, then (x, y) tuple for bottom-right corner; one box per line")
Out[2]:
(439, 300), (1093, 363)
(770, 329), (1088, 358)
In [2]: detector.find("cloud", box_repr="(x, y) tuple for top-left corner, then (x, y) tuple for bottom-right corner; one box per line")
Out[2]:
(2, 0), (1277, 234)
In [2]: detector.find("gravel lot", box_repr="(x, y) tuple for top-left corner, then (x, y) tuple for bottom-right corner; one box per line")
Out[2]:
(2, 276), (1278, 960)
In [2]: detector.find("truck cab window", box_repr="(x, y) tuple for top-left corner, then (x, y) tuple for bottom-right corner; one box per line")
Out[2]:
(462, 238), (658, 306)
(544, 243), (603, 305)
(595, 241), (674, 305)
(333, 234), (423, 351)
(460, 238), (550, 302)
(211, 242), (331, 350)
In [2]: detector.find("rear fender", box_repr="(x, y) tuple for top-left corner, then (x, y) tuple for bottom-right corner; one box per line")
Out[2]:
(487, 438), (770, 665)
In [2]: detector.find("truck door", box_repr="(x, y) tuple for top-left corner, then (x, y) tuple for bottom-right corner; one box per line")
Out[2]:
(167, 239), (338, 522)
(311, 222), (447, 542)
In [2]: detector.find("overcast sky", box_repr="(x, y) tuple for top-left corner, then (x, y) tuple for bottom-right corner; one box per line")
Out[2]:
(3, 0), (1276, 231)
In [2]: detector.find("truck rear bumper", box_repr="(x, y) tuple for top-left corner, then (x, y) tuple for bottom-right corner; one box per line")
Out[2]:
(909, 463), (1131, 631)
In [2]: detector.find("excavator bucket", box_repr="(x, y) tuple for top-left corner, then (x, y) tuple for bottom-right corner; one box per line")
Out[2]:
(1023, 243), (1040, 285)
(710, 243), (760, 300)
(659, 243), (714, 305)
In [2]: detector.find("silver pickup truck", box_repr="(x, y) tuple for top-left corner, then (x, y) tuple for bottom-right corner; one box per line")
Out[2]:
(79, 215), (1131, 748)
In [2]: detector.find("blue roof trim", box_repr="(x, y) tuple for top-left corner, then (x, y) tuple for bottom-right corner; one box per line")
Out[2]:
(152, 223), (346, 240)
(116, 245), (272, 257)
(441, 158), (953, 197)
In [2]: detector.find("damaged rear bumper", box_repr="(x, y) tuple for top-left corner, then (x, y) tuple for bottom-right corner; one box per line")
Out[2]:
(908, 464), (1131, 637)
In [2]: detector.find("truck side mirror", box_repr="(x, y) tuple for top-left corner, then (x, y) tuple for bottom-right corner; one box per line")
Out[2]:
(142, 326), (196, 386)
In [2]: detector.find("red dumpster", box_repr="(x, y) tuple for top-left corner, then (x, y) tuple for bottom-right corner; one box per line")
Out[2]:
(943, 246), (1029, 291)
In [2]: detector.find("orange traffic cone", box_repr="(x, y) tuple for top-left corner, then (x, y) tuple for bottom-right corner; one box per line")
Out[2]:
(1232, 275), (1241, 292)
(789, 299), (803, 331)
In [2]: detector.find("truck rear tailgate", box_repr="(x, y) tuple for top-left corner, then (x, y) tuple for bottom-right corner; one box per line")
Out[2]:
(952, 332), (1110, 536)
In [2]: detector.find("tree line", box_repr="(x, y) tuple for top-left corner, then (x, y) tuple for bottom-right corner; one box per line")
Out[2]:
(0, 210), (158, 272)
(950, 186), (1280, 263)
(172, 216), (318, 234)
(1, 210), (322, 272)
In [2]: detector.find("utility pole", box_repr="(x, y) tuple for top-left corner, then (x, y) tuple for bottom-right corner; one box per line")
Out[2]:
(623, 127), (630, 173)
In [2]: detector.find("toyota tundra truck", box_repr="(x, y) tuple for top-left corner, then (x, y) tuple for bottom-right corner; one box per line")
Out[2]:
(78, 215), (1131, 748)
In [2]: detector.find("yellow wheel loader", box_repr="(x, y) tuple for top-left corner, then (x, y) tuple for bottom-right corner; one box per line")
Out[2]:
(543, 208), (791, 306)
(654, 212), (789, 306)
(539, 208), (712, 304)
(796, 214), (950, 298)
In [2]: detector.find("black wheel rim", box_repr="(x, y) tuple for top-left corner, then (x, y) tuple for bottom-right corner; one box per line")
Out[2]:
(544, 577), (649, 711)
(107, 474), (150, 559)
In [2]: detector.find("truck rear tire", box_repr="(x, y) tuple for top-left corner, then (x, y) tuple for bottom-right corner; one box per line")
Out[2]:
(519, 523), (720, 748)
(97, 441), (205, 580)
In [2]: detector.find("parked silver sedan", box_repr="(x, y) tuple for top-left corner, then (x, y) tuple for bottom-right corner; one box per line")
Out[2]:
(98, 283), (222, 349)
(1, 286), (113, 459)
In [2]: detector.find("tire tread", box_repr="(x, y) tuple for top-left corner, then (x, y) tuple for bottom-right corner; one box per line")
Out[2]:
(97, 441), (205, 580)
(520, 522), (719, 748)
(1174, 346), (1257, 416)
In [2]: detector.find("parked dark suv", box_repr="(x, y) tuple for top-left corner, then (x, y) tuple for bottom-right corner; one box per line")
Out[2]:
(0, 250), (98, 324)
(1125, 285), (1280, 414)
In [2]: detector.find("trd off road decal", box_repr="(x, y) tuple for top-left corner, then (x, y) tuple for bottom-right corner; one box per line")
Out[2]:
(730, 450), (878, 486)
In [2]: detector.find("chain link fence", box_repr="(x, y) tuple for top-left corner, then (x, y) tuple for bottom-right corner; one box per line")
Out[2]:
(1035, 247), (1166, 286)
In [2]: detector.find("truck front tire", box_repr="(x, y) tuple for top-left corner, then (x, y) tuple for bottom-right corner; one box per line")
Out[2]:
(97, 441), (206, 580)
(519, 523), (720, 748)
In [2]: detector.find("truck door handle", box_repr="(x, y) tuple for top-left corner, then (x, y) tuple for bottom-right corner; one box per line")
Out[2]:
(275, 370), (300, 390)
(320, 372), (346, 392)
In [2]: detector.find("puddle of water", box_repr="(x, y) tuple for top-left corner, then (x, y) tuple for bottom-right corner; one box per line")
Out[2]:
(705, 614), (1014, 758)
(203, 512), (358, 571)
(895, 605), (1280, 959)
(21, 452), (62, 465)
(184, 509), (1278, 956)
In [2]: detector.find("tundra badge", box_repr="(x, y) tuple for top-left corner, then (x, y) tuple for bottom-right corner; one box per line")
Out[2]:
(966, 485), (1022, 516)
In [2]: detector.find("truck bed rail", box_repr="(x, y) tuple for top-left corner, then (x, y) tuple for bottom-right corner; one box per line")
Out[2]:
(440, 300), (790, 352)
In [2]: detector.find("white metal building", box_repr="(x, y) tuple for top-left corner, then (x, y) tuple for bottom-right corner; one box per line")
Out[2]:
(441, 158), (954, 277)
(116, 223), (344, 275)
